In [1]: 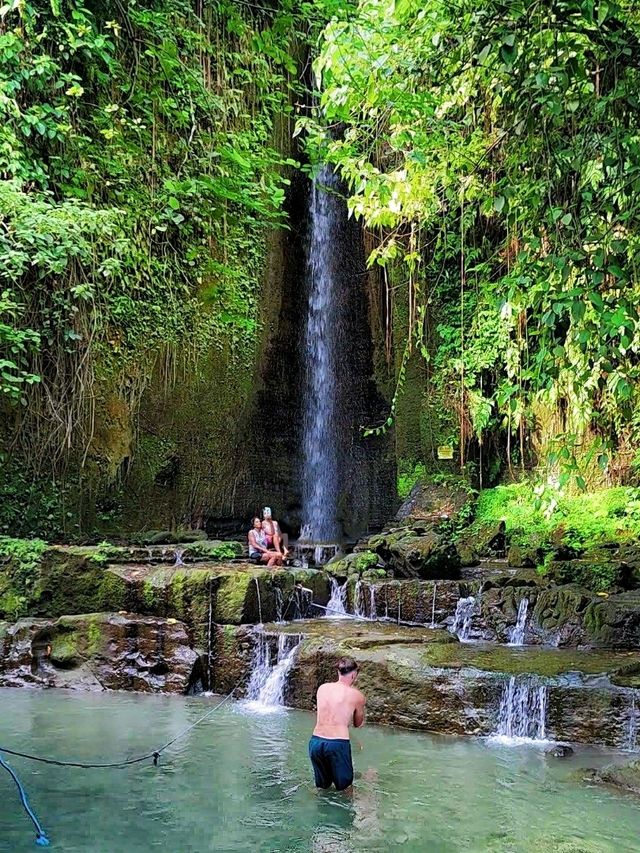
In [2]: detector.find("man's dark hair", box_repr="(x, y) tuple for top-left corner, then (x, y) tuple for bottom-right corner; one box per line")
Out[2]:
(337, 656), (358, 676)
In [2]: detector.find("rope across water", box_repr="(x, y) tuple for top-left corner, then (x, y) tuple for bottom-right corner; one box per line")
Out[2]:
(0, 681), (242, 846)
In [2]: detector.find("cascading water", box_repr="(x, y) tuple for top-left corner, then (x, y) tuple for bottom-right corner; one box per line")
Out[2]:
(369, 586), (378, 620)
(274, 587), (285, 624)
(353, 580), (366, 619)
(244, 632), (302, 712)
(627, 695), (639, 751)
(492, 677), (548, 743)
(325, 577), (348, 617)
(507, 598), (529, 646)
(450, 596), (476, 641)
(299, 166), (343, 551)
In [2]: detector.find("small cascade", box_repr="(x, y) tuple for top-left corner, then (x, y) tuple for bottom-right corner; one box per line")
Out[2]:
(430, 583), (437, 628)
(369, 586), (378, 620)
(245, 632), (302, 711)
(254, 577), (263, 625)
(173, 548), (185, 567)
(493, 677), (548, 742)
(274, 587), (285, 624)
(325, 577), (348, 617)
(207, 580), (213, 688)
(451, 596), (476, 641)
(292, 586), (312, 620)
(353, 580), (366, 619)
(507, 598), (529, 646)
(627, 695), (639, 751)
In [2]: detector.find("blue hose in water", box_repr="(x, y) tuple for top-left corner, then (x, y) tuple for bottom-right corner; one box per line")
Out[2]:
(0, 752), (50, 847)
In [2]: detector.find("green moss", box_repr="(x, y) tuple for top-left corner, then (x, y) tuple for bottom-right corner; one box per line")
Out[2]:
(398, 461), (427, 499)
(215, 573), (252, 624)
(420, 642), (640, 678)
(142, 579), (156, 609)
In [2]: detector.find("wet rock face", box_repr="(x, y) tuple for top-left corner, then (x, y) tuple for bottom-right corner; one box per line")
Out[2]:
(359, 527), (461, 580)
(395, 480), (473, 525)
(0, 613), (199, 693)
(206, 620), (640, 748)
(348, 578), (469, 625)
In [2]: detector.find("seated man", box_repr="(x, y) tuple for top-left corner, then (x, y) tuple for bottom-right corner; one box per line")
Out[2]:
(262, 506), (288, 557)
(248, 518), (283, 569)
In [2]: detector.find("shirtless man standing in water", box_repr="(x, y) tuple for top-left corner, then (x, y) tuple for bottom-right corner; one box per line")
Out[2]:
(309, 657), (366, 791)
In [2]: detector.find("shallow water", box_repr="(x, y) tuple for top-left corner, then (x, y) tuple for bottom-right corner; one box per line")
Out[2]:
(0, 688), (638, 852)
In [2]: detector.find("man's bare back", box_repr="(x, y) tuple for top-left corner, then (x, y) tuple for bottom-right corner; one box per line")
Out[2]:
(313, 681), (366, 740)
(309, 656), (365, 791)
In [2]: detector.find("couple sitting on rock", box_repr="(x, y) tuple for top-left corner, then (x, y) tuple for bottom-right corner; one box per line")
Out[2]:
(248, 507), (289, 568)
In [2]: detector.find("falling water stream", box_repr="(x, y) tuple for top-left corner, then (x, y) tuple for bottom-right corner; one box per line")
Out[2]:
(451, 596), (476, 641)
(325, 577), (348, 617)
(300, 166), (343, 549)
(244, 632), (302, 712)
(508, 597), (529, 646)
(492, 676), (549, 743)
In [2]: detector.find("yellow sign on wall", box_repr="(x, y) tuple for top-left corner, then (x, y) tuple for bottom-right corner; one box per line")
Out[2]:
(437, 445), (454, 460)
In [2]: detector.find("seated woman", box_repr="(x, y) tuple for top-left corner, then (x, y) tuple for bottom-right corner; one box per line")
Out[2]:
(248, 518), (283, 569)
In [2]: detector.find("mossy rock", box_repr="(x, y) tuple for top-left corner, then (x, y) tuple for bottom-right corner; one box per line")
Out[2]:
(589, 759), (640, 797)
(0, 545), (129, 620)
(387, 531), (461, 580)
(544, 553), (632, 594)
(455, 520), (506, 566)
(326, 550), (380, 578)
(507, 531), (548, 568)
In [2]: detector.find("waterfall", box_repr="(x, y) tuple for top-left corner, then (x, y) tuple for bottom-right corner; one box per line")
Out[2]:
(244, 633), (302, 712)
(300, 166), (343, 548)
(507, 598), (529, 646)
(274, 587), (285, 624)
(174, 548), (185, 566)
(627, 695), (639, 751)
(254, 577), (263, 625)
(292, 586), (311, 620)
(493, 677), (548, 742)
(353, 580), (366, 619)
(207, 580), (213, 687)
(450, 596), (476, 641)
(430, 584), (437, 628)
(369, 586), (378, 620)
(325, 577), (348, 617)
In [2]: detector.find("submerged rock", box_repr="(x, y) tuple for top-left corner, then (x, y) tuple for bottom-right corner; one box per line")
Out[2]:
(587, 759), (640, 797)
(546, 744), (574, 758)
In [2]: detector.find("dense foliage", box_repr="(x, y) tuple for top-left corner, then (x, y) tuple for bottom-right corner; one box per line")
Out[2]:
(0, 0), (304, 459)
(0, 0), (318, 535)
(305, 0), (640, 484)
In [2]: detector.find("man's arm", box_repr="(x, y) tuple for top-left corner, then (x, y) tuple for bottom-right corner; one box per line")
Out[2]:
(353, 692), (366, 728)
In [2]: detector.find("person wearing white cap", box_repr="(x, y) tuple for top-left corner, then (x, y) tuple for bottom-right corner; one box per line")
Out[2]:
(261, 507), (288, 557)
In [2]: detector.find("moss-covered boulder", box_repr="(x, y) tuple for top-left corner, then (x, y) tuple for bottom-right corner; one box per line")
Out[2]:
(110, 563), (330, 641)
(507, 531), (548, 568)
(325, 550), (381, 578)
(0, 543), (129, 620)
(455, 520), (506, 566)
(386, 531), (461, 579)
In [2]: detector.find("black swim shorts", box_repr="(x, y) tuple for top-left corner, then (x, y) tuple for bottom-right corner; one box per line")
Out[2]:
(308, 735), (353, 791)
